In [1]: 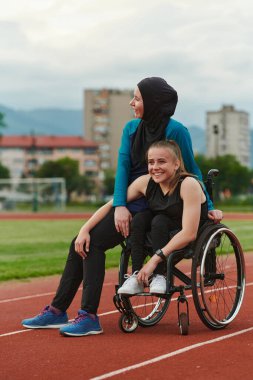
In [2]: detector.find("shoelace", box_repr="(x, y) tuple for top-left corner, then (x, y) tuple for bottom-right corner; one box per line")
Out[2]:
(38, 305), (50, 317)
(123, 271), (139, 284)
(73, 312), (88, 324)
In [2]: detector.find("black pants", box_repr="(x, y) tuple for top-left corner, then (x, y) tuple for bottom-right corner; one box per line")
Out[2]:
(51, 208), (124, 314)
(130, 211), (179, 274)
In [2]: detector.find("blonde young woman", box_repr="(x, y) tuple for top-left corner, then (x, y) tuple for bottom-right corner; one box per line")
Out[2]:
(74, 140), (208, 299)
(117, 140), (209, 295)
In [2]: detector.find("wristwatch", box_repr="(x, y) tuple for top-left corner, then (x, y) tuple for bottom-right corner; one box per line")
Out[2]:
(155, 249), (167, 261)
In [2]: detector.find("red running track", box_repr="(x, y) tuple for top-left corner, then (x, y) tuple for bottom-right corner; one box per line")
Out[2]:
(1, 254), (253, 380)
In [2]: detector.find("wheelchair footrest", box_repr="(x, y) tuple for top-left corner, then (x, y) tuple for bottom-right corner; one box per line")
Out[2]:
(113, 293), (134, 316)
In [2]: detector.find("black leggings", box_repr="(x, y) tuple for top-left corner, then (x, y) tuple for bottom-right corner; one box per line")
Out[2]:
(51, 208), (179, 314)
(51, 208), (124, 314)
(130, 210), (179, 274)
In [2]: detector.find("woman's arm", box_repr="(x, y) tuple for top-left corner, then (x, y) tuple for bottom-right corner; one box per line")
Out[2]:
(126, 174), (150, 203)
(168, 123), (222, 223)
(112, 121), (134, 236)
(75, 174), (149, 258)
(137, 177), (203, 283)
(82, 200), (113, 233)
(74, 200), (113, 258)
(169, 122), (214, 211)
(115, 174), (150, 238)
(113, 123), (132, 207)
(161, 177), (202, 254)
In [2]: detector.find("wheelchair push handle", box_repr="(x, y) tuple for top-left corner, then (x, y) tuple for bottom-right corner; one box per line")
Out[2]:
(205, 169), (219, 202)
(207, 169), (219, 179)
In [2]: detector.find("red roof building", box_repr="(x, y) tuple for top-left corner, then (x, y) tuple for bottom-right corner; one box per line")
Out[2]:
(0, 135), (100, 178)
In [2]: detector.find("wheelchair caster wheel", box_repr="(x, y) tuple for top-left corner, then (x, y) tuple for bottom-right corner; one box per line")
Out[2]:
(179, 312), (189, 335)
(119, 313), (138, 333)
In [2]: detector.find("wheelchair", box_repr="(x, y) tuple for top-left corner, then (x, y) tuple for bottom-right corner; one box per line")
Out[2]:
(113, 170), (246, 335)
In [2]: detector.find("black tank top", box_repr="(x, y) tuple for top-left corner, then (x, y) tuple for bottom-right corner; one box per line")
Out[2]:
(145, 175), (208, 229)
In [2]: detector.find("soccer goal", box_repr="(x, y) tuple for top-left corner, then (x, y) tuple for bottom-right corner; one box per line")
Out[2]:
(0, 177), (67, 212)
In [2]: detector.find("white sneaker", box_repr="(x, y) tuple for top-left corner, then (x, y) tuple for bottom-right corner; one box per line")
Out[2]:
(117, 272), (144, 295)
(149, 274), (166, 294)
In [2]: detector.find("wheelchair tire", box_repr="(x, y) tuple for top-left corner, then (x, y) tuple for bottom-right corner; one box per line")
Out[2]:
(119, 313), (138, 333)
(179, 312), (189, 335)
(118, 248), (171, 327)
(191, 224), (246, 330)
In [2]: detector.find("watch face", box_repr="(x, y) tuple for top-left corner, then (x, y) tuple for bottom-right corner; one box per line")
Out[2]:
(156, 250), (166, 261)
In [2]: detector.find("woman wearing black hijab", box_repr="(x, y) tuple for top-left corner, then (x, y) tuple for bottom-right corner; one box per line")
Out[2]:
(22, 77), (222, 337)
(113, 77), (216, 238)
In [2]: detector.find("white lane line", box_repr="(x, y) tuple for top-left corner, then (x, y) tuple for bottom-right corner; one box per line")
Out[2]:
(0, 296), (181, 338)
(97, 295), (179, 317)
(0, 330), (32, 337)
(0, 292), (56, 304)
(1, 280), (253, 304)
(1, 282), (253, 338)
(0, 283), (114, 304)
(90, 327), (253, 380)
(0, 302), (174, 337)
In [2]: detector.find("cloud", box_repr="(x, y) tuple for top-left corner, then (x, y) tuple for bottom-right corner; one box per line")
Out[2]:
(0, 0), (252, 126)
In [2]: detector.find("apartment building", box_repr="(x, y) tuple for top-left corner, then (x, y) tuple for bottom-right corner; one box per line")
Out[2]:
(206, 105), (250, 167)
(84, 88), (133, 170)
(0, 135), (100, 178)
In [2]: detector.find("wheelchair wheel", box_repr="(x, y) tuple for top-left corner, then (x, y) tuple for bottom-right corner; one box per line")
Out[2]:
(119, 248), (171, 327)
(179, 312), (189, 335)
(192, 224), (246, 330)
(123, 293), (170, 327)
(119, 313), (138, 333)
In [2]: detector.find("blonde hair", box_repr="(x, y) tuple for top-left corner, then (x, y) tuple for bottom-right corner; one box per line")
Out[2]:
(147, 140), (193, 194)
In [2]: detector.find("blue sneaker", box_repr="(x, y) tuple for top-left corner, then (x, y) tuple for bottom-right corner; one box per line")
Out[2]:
(22, 305), (68, 329)
(59, 310), (103, 337)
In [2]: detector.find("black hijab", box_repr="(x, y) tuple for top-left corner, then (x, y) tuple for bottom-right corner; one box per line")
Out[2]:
(131, 77), (178, 169)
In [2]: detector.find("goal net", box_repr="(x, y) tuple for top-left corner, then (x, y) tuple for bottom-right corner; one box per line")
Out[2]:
(0, 177), (66, 212)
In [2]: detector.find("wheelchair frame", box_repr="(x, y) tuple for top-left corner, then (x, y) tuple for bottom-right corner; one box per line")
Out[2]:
(113, 170), (246, 335)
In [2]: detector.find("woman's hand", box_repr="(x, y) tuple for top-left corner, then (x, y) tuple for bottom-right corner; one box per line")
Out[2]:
(74, 228), (90, 259)
(114, 206), (132, 238)
(137, 256), (161, 285)
(208, 209), (223, 224)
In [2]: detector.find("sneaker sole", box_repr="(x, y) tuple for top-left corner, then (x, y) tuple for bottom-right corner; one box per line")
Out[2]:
(118, 289), (144, 295)
(60, 329), (103, 337)
(149, 289), (166, 294)
(22, 323), (68, 329)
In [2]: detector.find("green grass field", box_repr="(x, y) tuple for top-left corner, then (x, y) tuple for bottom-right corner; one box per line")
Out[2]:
(0, 219), (252, 282)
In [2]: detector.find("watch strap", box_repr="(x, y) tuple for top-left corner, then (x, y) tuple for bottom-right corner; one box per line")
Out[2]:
(155, 249), (167, 261)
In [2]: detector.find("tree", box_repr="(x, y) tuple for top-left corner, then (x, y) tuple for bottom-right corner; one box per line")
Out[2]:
(36, 157), (80, 201)
(103, 169), (115, 195)
(0, 112), (7, 178)
(0, 162), (10, 179)
(0, 112), (6, 136)
(73, 175), (94, 196)
(195, 154), (253, 198)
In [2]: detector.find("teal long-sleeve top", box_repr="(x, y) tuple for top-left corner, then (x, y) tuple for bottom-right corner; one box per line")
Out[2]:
(112, 118), (214, 212)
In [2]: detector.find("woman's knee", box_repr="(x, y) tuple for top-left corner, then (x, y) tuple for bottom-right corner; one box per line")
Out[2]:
(130, 214), (144, 232)
(151, 214), (171, 230)
(68, 235), (77, 254)
(130, 210), (152, 233)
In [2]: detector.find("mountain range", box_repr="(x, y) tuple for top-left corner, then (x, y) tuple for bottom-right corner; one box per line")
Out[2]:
(0, 104), (83, 136)
(0, 104), (252, 167)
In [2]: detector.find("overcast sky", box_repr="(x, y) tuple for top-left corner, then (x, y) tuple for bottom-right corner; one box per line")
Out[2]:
(0, 0), (252, 127)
